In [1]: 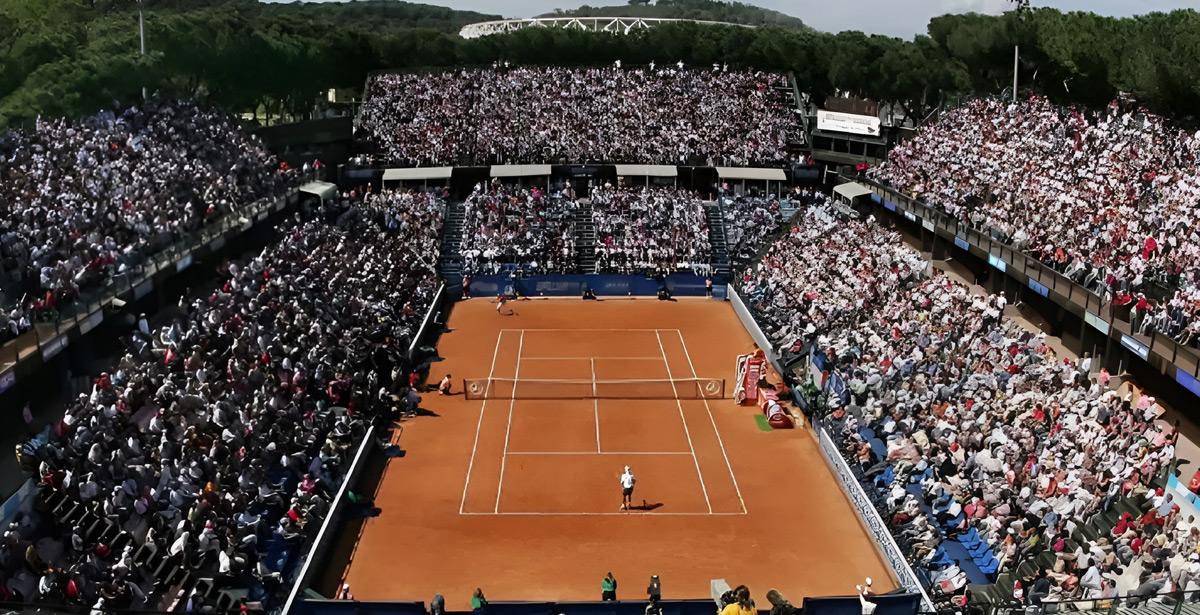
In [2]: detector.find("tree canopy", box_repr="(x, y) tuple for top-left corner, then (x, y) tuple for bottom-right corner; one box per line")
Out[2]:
(0, 0), (1198, 128)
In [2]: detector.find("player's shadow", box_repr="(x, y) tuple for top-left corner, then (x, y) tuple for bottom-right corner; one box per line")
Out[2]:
(630, 501), (664, 511)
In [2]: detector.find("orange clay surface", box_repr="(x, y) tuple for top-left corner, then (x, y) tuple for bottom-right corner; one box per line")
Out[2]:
(342, 297), (893, 608)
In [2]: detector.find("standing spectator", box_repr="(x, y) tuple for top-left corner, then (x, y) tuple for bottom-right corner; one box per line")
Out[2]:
(602, 572), (618, 601)
(647, 575), (662, 602)
(471, 588), (488, 613)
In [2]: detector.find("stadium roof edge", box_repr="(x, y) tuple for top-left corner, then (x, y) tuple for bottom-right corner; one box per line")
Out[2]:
(491, 164), (552, 178)
(715, 167), (786, 181)
(833, 182), (873, 200)
(382, 167), (454, 181)
(615, 164), (678, 177)
(298, 181), (337, 201)
(460, 17), (754, 39)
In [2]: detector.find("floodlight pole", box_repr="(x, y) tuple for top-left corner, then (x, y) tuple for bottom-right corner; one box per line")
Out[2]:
(139, 0), (147, 100)
(1012, 45), (1019, 102)
(1009, 0), (1030, 103)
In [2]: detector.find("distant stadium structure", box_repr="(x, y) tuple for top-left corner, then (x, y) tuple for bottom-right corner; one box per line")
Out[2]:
(459, 16), (753, 39)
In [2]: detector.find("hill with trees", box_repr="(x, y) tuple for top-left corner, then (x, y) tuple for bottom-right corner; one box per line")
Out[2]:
(542, 0), (810, 31)
(0, 0), (1197, 128)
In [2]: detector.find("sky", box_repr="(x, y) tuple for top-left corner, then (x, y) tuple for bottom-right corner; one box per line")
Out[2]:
(306, 0), (1197, 38)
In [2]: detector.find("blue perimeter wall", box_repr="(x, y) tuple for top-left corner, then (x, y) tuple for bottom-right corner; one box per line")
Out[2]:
(468, 274), (726, 298)
(298, 594), (921, 615)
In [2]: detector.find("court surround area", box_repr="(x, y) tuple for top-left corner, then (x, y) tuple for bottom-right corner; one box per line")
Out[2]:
(339, 298), (893, 609)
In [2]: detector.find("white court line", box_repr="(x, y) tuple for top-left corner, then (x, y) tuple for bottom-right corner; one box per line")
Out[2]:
(591, 358), (601, 453)
(656, 330), (712, 514)
(506, 451), (693, 456)
(675, 329), (748, 514)
(500, 329), (666, 332)
(462, 511), (747, 517)
(459, 330), (505, 514)
(494, 330), (524, 513)
(520, 356), (665, 360)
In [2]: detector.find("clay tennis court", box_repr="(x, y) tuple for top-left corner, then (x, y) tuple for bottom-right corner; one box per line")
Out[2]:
(341, 297), (893, 608)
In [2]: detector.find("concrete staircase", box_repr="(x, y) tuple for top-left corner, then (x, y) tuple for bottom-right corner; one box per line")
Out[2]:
(439, 202), (465, 288)
(574, 203), (597, 274)
(705, 203), (731, 280)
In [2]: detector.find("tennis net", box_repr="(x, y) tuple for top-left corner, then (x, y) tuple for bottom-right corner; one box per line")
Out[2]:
(462, 377), (726, 400)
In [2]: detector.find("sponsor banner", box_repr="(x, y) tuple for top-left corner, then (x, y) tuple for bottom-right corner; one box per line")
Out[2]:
(1027, 278), (1049, 298)
(134, 280), (153, 300)
(817, 109), (881, 137)
(1084, 311), (1110, 335)
(175, 254), (193, 273)
(735, 354), (765, 403)
(42, 336), (67, 361)
(1177, 368), (1200, 399)
(80, 311), (104, 335)
(1120, 334), (1149, 360)
(987, 254), (1007, 272)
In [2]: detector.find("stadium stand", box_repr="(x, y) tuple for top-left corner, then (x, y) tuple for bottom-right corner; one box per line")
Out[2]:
(0, 100), (296, 345)
(590, 186), (712, 276)
(737, 198), (1180, 607)
(460, 182), (578, 275)
(10, 190), (442, 612)
(355, 66), (803, 167)
(872, 95), (1200, 350)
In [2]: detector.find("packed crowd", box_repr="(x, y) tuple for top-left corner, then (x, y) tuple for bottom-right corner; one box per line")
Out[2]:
(825, 270), (1176, 589)
(591, 186), (711, 276)
(740, 199), (1183, 599)
(7, 193), (442, 611)
(872, 95), (1200, 348)
(739, 205), (926, 356)
(721, 188), (832, 268)
(0, 100), (295, 344)
(356, 65), (801, 166)
(721, 196), (780, 269)
(460, 182), (577, 275)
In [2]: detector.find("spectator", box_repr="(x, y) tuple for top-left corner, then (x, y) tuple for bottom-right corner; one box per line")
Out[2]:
(17, 191), (442, 611)
(873, 95), (1200, 348)
(356, 65), (801, 167)
(0, 99), (296, 343)
(591, 186), (711, 276)
(461, 182), (576, 275)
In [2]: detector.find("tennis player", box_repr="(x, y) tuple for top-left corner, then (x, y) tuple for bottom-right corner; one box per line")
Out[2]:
(496, 294), (509, 315)
(619, 465), (636, 510)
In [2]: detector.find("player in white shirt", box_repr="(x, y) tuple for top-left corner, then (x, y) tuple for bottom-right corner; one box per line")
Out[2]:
(619, 466), (636, 511)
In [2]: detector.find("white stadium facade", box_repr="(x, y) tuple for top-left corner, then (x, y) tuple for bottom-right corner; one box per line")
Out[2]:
(459, 16), (753, 39)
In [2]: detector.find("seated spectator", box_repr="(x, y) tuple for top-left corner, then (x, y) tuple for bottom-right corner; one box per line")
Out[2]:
(742, 202), (1179, 594)
(872, 94), (1200, 348)
(590, 185), (711, 276)
(0, 99), (296, 344)
(460, 181), (577, 275)
(16, 192), (441, 611)
(355, 64), (802, 167)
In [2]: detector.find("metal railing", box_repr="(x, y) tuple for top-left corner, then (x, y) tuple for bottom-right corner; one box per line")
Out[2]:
(0, 173), (313, 387)
(952, 587), (1200, 615)
(855, 176), (1200, 380)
